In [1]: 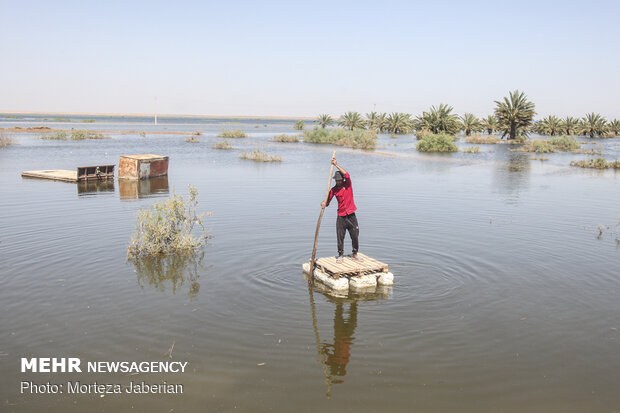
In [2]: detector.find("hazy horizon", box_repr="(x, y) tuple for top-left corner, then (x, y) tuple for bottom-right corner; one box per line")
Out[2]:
(1, 0), (619, 119)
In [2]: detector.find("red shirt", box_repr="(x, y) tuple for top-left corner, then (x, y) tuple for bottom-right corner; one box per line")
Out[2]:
(326, 172), (357, 216)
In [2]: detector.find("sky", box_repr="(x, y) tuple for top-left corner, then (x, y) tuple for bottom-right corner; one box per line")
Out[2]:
(1, 0), (619, 119)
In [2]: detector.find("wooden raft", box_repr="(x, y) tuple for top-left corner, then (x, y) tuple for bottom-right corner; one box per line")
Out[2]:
(22, 165), (115, 183)
(314, 253), (388, 278)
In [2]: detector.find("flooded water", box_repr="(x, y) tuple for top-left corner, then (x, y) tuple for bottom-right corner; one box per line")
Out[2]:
(1, 116), (619, 412)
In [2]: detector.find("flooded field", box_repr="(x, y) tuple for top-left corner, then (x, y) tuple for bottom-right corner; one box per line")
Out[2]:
(1, 115), (619, 412)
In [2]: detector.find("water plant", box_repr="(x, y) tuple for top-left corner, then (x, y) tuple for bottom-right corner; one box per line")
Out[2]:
(270, 134), (300, 142)
(127, 185), (210, 258)
(462, 146), (480, 153)
(548, 135), (581, 151)
(239, 148), (282, 162)
(494, 90), (536, 139)
(294, 120), (305, 130)
(41, 130), (107, 140)
(416, 133), (458, 153)
(0, 133), (15, 147)
(303, 127), (377, 149)
(212, 140), (233, 149)
(570, 157), (620, 169)
(217, 129), (247, 138)
(185, 136), (200, 143)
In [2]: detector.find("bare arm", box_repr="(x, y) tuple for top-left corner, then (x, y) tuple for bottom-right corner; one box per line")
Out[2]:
(332, 156), (347, 175)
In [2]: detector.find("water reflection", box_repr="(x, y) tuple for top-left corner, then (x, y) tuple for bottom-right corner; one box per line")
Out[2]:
(131, 251), (204, 299)
(77, 180), (115, 195)
(492, 151), (531, 204)
(307, 278), (391, 398)
(119, 176), (169, 200)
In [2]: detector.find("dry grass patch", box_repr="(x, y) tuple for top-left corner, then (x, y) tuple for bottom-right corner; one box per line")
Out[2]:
(212, 140), (233, 149)
(461, 146), (481, 153)
(239, 148), (282, 162)
(270, 134), (301, 143)
(217, 129), (247, 138)
(466, 134), (499, 144)
(570, 157), (620, 169)
(185, 136), (200, 143)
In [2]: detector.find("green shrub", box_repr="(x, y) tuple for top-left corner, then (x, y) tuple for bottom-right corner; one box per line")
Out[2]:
(294, 120), (305, 130)
(303, 127), (377, 149)
(239, 148), (282, 162)
(271, 134), (301, 142)
(416, 133), (458, 152)
(570, 157), (620, 169)
(212, 140), (233, 149)
(127, 186), (209, 258)
(41, 132), (69, 140)
(548, 135), (580, 151)
(217, 129), (247, 138)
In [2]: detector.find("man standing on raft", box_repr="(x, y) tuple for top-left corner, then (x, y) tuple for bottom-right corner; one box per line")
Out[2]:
(321, 156), (363, 263)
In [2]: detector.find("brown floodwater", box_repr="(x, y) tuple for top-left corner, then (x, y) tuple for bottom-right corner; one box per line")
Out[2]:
(1, 116), (619, 412)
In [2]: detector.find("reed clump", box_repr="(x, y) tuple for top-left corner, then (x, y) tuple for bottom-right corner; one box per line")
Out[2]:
(217, 129), (247, 138)
(127, 186), (210, 258)
(570, 157), (620, 169)
(185, 136), (200, 143)
(303, 127), (377, 149)
(239, 148), (282, 162)
(270, 133), (301, 142)
(212, 140), (233, 149)
(0, 133), (15, 147)
(41, 130), (108, 140)
(462, 146), (480, 153)
(466, 134), (499, 144)
(416, 133), (458, 152)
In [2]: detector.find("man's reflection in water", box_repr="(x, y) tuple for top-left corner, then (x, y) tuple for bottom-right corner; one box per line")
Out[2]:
(320, 301), (357, 381)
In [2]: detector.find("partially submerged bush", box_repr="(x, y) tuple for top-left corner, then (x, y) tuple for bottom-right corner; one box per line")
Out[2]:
(548, 135), (580, 151)
(41, 130), (107, 140)
(294, 120), (305, 130)
(462, 146), (480, 153)
(0, 133), (15, 147)
(217, 129), (247, 138)
(185, 136), (200, 143)
(416, 133), (458, 153)
(271, 133), (300, 142)
(212, 140), (233, 149)
(127, 186), (210, 258)
(303, 127), (377, 149)
(570, 157), (620, 169)
(239, 148), (282, 162)
(466, 134), (499, 144)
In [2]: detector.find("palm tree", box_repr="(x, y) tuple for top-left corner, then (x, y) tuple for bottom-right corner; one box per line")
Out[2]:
(338, 112), (366, 130)
(460, 113), (481, 136)
(376, 113), (387, 133)
(365, 112), (380, 131)
(580, 113), (607, 138)
(537, 115), (563, 136)
(563, 117), (579, 135)
(385, 112), (413, 135)
(494, 90), (536, 139)
(316, 114), (333, 129)
(415, 103), (460, 135)
(480, 115), (497, 135)
(608, 119), (620, 136)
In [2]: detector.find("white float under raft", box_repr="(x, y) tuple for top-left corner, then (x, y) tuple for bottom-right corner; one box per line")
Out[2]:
(303, 253), (394, 292)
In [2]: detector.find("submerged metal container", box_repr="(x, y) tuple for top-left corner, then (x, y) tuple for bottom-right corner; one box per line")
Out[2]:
(118, 154), (169, 180)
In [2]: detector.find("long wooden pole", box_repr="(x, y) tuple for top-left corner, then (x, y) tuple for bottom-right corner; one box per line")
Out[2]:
(309, 150), (336, 278)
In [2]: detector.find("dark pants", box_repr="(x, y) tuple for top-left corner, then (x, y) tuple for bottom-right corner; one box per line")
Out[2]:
(337, 213), (359, 256)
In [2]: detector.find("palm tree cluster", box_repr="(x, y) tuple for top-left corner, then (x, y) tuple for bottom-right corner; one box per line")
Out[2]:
(312, 90), (617, 140)
(533, 113), (619, 138)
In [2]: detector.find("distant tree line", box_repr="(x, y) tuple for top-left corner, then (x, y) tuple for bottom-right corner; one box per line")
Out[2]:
(312, 90), (618, 139)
